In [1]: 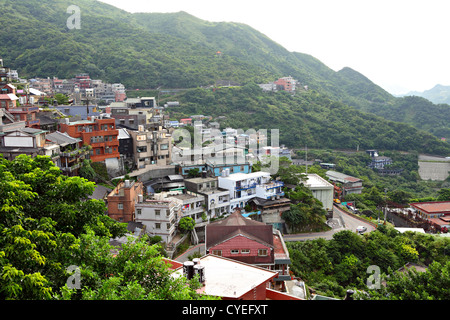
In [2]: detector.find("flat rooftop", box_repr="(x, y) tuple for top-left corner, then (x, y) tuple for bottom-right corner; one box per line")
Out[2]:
(172, 255), (277, 299)
(304, 173), (333, 188)
(219, 171), (270, 181)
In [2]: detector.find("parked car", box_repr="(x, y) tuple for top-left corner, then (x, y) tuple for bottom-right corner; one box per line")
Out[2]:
(356, 226), (367, 234)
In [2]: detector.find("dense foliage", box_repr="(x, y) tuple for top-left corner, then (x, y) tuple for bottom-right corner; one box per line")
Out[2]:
(2, 0), (450, 142)
(287, 226), (450, 299)
(0, 155), (212, 300)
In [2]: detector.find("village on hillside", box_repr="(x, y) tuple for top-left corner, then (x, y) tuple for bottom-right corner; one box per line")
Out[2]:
(1, 59), (449, 301)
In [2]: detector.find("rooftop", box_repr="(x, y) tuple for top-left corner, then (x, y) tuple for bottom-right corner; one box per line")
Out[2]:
(303, 173), (333, 188)
(326, 170), (362, 183)
(219, 171), (270, 181)
(410, 201), (450, 214)
(172, 254), (278, 299)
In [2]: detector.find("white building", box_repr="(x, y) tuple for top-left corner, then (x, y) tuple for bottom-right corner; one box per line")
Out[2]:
(218, 171), (284, 211)
(135, 196), (180, 244)
(302, 174), (334, 213)
(167, 191), (206, 225)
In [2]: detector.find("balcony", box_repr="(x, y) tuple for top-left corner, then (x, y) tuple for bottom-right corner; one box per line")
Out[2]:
(61, 163), (81, 172)
(263, 181), (284, 190)
(236, 182), (257, 192)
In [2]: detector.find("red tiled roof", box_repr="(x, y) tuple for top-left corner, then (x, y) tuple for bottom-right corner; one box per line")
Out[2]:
(410, 202), (450, 214)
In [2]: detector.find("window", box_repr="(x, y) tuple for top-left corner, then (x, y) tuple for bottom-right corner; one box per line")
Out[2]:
(166, 223), (171, 230)
(136, 209), (142, 215)
(212, 250), (222, 256)
(118, 203), (123, 210)
(155, 223), (161, 229)
(155, 209), (160, 216)
(241, 249), (250, 254)
(230, 250), (239, 254)
(258, 249), (268, 256)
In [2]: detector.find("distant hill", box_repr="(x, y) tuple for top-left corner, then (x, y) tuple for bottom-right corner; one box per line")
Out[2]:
(402, 84), (450, 105)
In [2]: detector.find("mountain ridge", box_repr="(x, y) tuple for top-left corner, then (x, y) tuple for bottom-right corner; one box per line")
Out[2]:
(0, 0), (449, 151)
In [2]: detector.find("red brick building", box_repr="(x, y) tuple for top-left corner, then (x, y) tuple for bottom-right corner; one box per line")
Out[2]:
(59, 116), (119, 163)
(107, 180), (144, 223)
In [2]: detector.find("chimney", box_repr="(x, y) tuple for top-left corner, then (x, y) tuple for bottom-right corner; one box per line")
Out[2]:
(124, 180), (130, 188)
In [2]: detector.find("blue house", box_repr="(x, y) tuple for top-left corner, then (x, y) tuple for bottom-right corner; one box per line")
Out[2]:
(205, 158), (252, 177)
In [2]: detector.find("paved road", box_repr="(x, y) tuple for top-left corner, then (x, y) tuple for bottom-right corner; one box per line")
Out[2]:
(284, 205), (376, 242)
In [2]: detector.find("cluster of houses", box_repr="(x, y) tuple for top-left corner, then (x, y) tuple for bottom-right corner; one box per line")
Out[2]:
(2, 60), (450, 300)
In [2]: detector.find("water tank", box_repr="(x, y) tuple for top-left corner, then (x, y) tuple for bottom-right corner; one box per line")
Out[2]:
(192, 258), (200, 265)
(194, 264), (205, 283)
(183, 261), (194, 280)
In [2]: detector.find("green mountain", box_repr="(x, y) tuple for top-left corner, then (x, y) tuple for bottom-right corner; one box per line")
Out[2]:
(404, 84), (450, 105)
(0, 0), (449, 154)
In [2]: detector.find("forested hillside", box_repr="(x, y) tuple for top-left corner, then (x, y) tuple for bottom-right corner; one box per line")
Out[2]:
(1, 0), (449, 147)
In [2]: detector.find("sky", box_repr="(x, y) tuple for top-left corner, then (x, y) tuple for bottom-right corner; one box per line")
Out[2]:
(99, 0), (450, 95)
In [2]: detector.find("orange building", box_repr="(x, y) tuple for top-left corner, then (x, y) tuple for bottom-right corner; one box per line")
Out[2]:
(59, 116), (119, 163)
(107, 180), (144, 222)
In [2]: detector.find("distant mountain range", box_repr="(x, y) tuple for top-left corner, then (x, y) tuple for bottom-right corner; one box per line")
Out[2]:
(0, 0), (449, 154)
(399, 84), (450, 105)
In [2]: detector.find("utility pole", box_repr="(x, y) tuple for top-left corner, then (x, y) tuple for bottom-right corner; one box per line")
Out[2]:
(305, 145), (308, 174)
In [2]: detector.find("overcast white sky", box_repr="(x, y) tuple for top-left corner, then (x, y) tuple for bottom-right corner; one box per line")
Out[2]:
(99, 0), (450, 94)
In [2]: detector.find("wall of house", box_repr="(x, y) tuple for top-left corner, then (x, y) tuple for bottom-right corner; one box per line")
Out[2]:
(107, 180), (143, 222)
(208, 235), (273, 265)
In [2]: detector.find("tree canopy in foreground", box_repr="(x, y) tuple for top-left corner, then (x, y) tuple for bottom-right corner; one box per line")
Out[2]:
(0, 155), (214, 300)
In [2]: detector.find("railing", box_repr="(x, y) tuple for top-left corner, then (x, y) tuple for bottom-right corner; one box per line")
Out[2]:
(61, 163), (81, 172)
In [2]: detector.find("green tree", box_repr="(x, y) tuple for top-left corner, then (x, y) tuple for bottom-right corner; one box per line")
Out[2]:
(178, 216), (196, 232)
(437, 188), (450, 201)
(0, 154), (210, 300)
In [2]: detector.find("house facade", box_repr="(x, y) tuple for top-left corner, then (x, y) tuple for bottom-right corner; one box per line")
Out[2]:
(134, 196), (180, 244)
(205, 209), (291, 285)
(326, 170), (363, 195)
(46, 131), (89, 176)
(128, 126), (172, 169)
(218, 171), (284, 211)
(184, 176), (231, 219)
(107, 180), (144, 223)
(59, 116), (120, 163)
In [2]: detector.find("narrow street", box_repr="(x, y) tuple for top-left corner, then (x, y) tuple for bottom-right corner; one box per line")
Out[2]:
(283, 205), (376, 242)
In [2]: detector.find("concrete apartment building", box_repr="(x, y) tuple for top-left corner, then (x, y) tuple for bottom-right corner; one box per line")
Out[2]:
(128, 126), (172, 169)
(134, 196), (180, 244)
(303, 174), (334, 214)
(59, 116), (120, 163)
(184, 176), (231, 219)
(218, 171), (285, 211)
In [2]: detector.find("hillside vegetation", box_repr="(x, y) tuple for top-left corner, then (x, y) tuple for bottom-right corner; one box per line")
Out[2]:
(1, 0), (449, 147)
